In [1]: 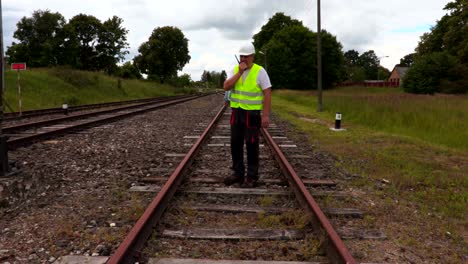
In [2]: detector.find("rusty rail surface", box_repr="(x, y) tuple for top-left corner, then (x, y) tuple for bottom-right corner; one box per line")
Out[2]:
(262, 128), (357, 264)
(107, 106), (226, 264)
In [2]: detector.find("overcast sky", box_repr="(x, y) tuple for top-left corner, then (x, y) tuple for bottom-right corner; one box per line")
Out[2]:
(3, 0), (449, 80)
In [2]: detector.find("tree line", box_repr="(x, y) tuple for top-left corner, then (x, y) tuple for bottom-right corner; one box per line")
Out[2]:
(247, 1), (466, 94)
(343, 50), (390, 82)
(252, 13), (391, 89)
(7, 10), (129, 75)
(5, 10), (193, 84)
(5, 9), (391, 90)
(8, 1), (465, 94)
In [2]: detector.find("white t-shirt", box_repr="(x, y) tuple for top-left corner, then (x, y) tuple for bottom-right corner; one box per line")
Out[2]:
(228, 66), (272, 90)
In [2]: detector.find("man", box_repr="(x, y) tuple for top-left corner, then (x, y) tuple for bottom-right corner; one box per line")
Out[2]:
(223, 42), (272, 188)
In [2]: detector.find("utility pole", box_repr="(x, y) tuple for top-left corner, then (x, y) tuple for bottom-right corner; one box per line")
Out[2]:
(317, 0), (323, 112)
(0, 0), (10, 176)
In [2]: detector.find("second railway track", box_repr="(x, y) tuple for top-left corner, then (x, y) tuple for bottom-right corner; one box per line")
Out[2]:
(2, 94), (206, 150)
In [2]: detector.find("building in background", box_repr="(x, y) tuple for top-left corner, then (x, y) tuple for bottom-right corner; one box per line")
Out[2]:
(388, 66), (410, 86)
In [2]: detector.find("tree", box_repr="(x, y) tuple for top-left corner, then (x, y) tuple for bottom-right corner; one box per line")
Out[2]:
(399, 53), (415, 67)
(377, 66), (390, 80)
(65, 14), (102, 70)
(177, 73), (192, 87)
(134, 26), (190, 83)
(6, 10), (66, 66)
(253, 12), (302, 51)
(117, 61), (142, 79)
(201, 70), (212, 83)
(263, 25), (344, 89)
(220, 70), (227, 88)
(402, 51), (466, 94)
(96, 16), (129, 74)
(442, 0), (468, 62)
(346, 66), (366, 82)
(415, 21), (447, 59)
(168, 73), (192, 87)
(343, 50), (363, 81)
(320, 30), (346, 85)
(416, 0), (467, 62)
(343, 49), (388, 81)
(7, 10), (129, 73)
(344, 50), (360, 66)
(408, 0), (468, 94)
(253, 13), (345, 89)
(201, 70), (226, 88)
(358, 50), (379, 80)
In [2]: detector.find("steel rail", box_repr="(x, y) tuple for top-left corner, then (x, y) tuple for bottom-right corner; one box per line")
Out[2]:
(3, 95), (196, 133)
(107, 105), (226, 264)
(7, 95), (202, 150)
(2, 95), (189, 120)
(261, 128), (357, 264)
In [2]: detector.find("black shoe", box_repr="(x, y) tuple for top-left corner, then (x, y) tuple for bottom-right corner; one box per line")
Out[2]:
(241, 177), (257, 188)
(224, 174), (243, 186)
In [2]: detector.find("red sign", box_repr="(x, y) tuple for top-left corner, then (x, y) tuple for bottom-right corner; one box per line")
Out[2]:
(11, 63), (27, 70)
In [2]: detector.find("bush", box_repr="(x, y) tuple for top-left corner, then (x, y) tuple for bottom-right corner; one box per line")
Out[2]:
(402, 52), (466, 94)
(440, 64), (468, 94)
(167, 73), (192, 88)
(116, 62), (142, 79)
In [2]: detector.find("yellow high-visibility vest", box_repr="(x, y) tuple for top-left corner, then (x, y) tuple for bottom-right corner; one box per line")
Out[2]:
(230, 63), (264, 110)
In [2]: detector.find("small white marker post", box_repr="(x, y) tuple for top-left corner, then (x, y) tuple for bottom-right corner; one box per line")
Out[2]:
(62, 103), (68, 115)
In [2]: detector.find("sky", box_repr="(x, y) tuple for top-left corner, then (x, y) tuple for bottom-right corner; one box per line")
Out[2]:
(2, 0), (450, 81)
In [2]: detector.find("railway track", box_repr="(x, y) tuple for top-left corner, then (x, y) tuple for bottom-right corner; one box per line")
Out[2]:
(2, 94), (205, 150)
(2, 95), (190, 121)
(72, 105), (387, 264)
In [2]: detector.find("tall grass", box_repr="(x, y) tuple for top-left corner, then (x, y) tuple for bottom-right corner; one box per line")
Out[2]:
(272, 87), (468, 220)
(3, 67), (189, 111)
(275, 87), (468, 151)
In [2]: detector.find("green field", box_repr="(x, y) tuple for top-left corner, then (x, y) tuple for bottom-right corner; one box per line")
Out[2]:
(3, 67), (194, 112)
(272, 87), (467, 261)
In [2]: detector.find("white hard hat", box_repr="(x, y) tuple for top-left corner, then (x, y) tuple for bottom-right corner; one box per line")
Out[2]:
(239, 42), (255, 56)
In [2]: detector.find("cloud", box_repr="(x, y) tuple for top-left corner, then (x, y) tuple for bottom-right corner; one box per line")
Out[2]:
(390, 24), (432, 33)
(183, 0), (311, 40)
(2, 0), (449, 79)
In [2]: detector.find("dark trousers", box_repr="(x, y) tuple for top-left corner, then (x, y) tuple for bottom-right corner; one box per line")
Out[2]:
(230, 108), (261, 180)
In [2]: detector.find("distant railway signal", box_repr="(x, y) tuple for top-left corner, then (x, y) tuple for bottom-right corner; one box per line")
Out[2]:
(11, 63), (27, 70)
(11, 63), (27, 116)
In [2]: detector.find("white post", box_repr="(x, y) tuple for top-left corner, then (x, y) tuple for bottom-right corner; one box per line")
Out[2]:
(17, 69), (22, 116)
(317, 0), (322, 112)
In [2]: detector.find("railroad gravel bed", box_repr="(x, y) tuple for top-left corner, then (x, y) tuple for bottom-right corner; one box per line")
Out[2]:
(0, 95), (221, 263)
(0, 93), (402, 263)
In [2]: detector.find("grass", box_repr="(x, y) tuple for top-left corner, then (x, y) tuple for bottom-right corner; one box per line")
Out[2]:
(271, 87), (467, 261)
(276, 87), (468, 151)
(3, 67), (195, 112)
(273, 88), (467, 217)
(257, 210), (310, 229)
